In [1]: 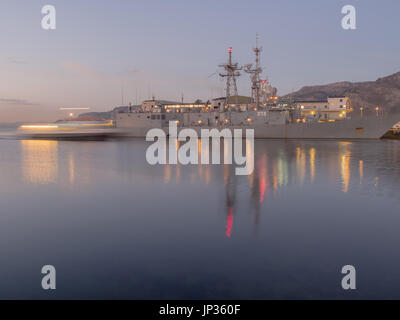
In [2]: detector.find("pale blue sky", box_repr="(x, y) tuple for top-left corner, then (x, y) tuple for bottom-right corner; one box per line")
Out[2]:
(0, 0), (399, 121)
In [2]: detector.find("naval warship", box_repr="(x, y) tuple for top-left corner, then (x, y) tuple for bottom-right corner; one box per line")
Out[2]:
(15, 42), (400, 140)
(115, 44), (400, 140)
(115, 104), (400, 140)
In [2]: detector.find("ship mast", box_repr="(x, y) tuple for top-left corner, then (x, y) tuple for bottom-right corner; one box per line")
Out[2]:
(219, 47), (241, 106)
(244, 34), (263, 110)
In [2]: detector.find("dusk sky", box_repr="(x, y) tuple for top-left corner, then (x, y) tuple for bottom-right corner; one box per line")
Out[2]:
(0, 0), (399, 121)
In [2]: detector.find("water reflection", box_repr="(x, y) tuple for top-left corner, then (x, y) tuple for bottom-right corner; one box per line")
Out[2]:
(250, 153), (268, 231)
(158, 140), (400, 238)
(257, 153), (268, 204)
(21, 140), (58, 184)
(226, 207), (233, 238)
(4, 139), (400, 299)
(340, 152), (351, 193)
(164, 164), (171, 183)
(310, 148), (316, 183)
(277, 154), (288, 187)
(296, 147), (306, 185)
(339, 143), (352, 193)
(19, 139), (400, 239)
(224, 164), (236, 237)
(69, 152), (75, 185)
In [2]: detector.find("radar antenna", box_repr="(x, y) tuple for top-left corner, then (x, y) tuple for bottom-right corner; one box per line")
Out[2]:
(219, 47), (241, 106)
(244, 34), (263, 110)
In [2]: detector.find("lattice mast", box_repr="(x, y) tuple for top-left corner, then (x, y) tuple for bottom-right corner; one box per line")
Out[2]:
(244, 35), (263, 109)
(219, 47), (241, 105)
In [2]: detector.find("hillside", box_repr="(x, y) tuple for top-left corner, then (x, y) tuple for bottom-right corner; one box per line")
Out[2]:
(284, 72), (400, 112)
(80, 73), (400, 121)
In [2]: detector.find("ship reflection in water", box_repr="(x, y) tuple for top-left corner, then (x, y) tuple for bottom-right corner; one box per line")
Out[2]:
(159, 140), (396, 239)
(1, 139), (400, 299)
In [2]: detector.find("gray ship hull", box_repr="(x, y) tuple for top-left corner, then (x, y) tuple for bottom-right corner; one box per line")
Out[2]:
(251, 114), (399, 139)
(115, 113), (400, 140)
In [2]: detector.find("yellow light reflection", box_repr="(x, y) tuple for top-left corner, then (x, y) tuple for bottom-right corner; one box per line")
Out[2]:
(175, 164), (181, 182)
(246, 138), (254, 178)
(340, 151), (351, 193)
(224, 164), (229, 185)
(21, 140), (58, 184)
(197, 139), (202, 158)
(296, 147), (306, 185)
(198, 162), (203, 180)
(309, 148), (316, 183)
(277, 157), (284, 187)
(69, 152), (75, 185)
(164, 164), (171, 184)
(205, 166), (211, 185)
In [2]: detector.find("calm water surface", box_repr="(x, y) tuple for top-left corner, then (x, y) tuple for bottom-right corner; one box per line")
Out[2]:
(0, 138), (400, 299)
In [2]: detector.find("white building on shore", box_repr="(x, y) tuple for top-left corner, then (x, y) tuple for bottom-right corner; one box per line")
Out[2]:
(295, 97), (350, 121)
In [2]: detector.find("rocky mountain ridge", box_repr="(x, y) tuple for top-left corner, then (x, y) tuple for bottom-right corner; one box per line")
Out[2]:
(284, 72), (400, 112)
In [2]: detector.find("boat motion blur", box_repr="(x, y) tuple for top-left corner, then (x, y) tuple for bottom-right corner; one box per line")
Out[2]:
(16, 117), (118, 140)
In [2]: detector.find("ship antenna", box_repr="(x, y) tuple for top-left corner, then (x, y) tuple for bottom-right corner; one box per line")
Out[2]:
(219, 47), (241, 106)
(244, 34), (263, 110)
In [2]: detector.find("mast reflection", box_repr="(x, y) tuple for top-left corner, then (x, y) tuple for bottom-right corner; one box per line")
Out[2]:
(224, 164), (236, 238)
(159, 140), (395, 238)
